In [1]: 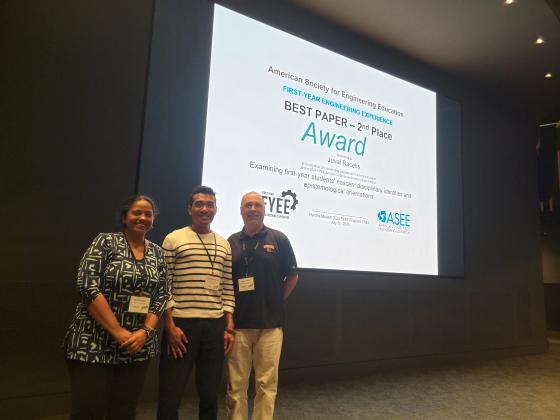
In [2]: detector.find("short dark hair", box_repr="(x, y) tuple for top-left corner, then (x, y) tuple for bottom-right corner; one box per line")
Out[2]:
(119, 195), (159, 227)
(189, 186), (216, 205)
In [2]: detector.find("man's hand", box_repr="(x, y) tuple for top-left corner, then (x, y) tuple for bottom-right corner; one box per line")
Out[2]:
(166, 325), (188, 359)
(122, 329), (147, 354)
(224, 330), (235, 354)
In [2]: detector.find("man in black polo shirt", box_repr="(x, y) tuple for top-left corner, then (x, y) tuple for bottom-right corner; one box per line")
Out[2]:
(226, 191), (298, 420)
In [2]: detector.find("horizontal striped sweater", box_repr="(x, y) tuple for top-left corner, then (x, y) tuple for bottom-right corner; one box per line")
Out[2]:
(163, 226), (234, 318)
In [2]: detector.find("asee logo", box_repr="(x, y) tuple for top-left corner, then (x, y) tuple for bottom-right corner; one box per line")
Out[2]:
(377, 210), (411, 227)
(377, 210), (387, 223)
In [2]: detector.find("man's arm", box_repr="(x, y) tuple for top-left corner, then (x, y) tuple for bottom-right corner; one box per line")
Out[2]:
(283, 274), (298, 300)
(164, 307), (188, 359)
(222, 241), (235, 354)
(280, 233), (298, 301)
(224, 310), (234, 330)
(223, 310), (235, 354)
(161, 234), (187, 359)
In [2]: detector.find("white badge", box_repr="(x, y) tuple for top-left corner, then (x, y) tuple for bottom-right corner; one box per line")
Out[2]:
(238, 277), (255, 292)
(205, 277), (221, 291)
(128, 296), (150, 314)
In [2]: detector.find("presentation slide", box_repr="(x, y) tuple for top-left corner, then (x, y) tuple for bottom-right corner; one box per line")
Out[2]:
(202, 5), (438, 275)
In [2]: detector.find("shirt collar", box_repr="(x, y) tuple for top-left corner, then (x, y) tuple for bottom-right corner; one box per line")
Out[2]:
(240, 224), (269, 239)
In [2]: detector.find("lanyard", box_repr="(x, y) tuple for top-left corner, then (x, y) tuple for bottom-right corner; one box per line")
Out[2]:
(242, 239), (259, 277)
(124, 234), (149, 295)
(195, 231), (217, 275)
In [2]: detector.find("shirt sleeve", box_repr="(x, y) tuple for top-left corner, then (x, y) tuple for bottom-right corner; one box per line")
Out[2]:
(280, 234), (298, 278)
(149, 245), (170, 317)
(76, 233), (111, 306)
(162, 234), (176, 310)
(221, 240), (235, 313)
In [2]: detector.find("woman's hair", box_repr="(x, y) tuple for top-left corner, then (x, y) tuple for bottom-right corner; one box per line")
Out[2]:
(119, 194), (160, 227)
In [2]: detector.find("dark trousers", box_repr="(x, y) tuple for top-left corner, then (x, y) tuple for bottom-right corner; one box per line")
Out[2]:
(157, 317), (226, 420)
(66, 359), (150, 420)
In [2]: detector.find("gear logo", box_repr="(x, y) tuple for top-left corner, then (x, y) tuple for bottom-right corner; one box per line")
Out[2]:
(261, 189), (299, 219)
(281, 190), (298, 210)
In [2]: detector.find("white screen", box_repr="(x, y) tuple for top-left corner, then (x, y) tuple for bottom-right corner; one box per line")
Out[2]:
(202, 5), (438, 275)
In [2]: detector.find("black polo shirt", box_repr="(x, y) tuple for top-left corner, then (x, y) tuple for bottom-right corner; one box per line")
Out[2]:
(228, 226), (298, 329)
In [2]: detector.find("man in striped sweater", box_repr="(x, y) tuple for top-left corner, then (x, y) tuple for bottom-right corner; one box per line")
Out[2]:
(157, 186), (235, 420)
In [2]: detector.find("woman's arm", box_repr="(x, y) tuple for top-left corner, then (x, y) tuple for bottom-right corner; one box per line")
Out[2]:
(79, 234), (132, 346)
(121, 312), (159, 354)
(87, 294), (132, 345)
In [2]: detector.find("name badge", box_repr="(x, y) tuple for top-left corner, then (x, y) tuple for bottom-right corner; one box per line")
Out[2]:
(238, 277), (255, 292)
(205, 277), (221, 291)
(128, 296), (150, 314)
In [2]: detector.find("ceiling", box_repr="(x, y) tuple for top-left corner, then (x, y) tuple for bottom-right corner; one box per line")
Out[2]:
(289, 0), (560, 125)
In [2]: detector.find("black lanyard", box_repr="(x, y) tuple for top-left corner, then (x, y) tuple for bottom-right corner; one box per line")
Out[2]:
(242, 239), (259, 277)
(195, 231), (217, 275)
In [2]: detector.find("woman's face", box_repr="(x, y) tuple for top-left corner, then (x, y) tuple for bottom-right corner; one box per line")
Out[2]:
(123, 199), (154, 236)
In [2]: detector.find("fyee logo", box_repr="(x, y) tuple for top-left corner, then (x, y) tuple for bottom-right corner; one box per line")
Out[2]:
(262, 190), (299, 217)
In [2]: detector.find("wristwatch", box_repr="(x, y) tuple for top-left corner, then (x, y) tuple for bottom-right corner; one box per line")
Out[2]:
(141, 325), (156, 339)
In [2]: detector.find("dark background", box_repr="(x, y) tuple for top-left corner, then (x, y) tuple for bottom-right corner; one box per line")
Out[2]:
(539, 123), (560, 329)
(1, 0), (551, 417)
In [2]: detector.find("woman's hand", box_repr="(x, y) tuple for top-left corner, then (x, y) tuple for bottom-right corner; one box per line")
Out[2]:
(121, 329), (148, 354)
(112, 327), (133, 346)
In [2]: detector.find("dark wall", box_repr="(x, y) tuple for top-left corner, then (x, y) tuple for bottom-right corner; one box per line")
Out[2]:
(539, 125), (560, 329)
(545, 284), (560, 330)
(1, 0), (154, 417)
(542, 219), (560, 330)
(1, 0), (547, 417)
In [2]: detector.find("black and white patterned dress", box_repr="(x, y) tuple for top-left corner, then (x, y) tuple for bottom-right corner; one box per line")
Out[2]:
(65, 232), (169, 364)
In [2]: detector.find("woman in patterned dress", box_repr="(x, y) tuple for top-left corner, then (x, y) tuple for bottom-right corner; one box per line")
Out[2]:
(64, 195), (169, 420)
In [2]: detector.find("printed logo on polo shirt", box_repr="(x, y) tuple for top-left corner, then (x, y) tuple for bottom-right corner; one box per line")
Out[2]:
(261, 189), (298, 220)
(263, 244), (276, 253)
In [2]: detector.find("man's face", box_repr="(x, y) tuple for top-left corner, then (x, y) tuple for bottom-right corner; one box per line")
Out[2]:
(188, 193), (217, 229)
(241, 192), (265, 229)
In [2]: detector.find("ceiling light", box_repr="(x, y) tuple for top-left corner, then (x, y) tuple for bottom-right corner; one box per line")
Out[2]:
(545, 73), (553, 78)
(535, 37), (545, 45)
(504, 0), (515, 4)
